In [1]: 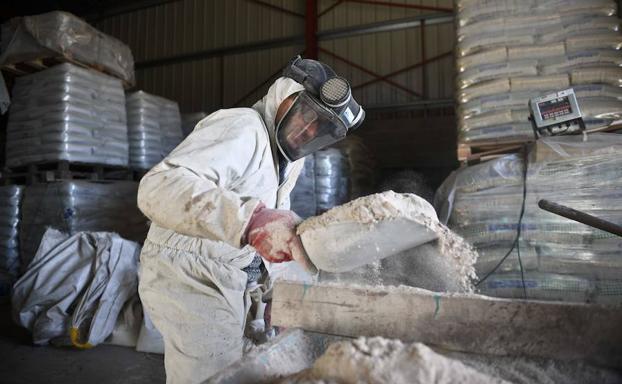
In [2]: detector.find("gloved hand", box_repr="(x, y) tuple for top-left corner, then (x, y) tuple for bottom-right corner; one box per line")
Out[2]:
(245, 205), (306, 263)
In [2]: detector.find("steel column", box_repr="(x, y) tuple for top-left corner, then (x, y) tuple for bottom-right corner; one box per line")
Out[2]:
(305, 0), (318, 59)
(219, 56), (225, 107)
(420, 19), (426, 99)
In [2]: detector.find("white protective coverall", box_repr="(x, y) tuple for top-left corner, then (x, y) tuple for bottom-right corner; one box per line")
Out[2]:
(137, 77), (305, 383)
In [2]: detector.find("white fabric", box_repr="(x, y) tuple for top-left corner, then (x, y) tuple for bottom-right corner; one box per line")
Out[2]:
(137, 77), (307, 383)
(12, 228), (140, 347)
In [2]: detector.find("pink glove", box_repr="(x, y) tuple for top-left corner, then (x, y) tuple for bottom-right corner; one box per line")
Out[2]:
(245, 205), (305, 263)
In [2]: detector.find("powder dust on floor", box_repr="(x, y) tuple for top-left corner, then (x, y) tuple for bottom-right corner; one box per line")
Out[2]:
(275, 336), (622, 384)
(0, 303), (165, 384)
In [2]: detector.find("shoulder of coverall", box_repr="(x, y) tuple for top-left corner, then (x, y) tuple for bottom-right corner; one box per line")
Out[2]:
(193, 107), (267, 133)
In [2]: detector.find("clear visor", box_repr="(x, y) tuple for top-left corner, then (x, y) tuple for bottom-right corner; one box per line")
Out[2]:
(276, 92), (347, 161)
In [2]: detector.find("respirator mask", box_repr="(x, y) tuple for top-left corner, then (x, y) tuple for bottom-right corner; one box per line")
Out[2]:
(277, 56), (365, 161)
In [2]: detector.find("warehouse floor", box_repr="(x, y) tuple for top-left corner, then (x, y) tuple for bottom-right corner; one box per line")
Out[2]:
(0, 303), (165, 384)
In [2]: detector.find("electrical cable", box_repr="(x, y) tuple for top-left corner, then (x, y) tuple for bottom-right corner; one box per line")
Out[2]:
(475, 144), (529, 298)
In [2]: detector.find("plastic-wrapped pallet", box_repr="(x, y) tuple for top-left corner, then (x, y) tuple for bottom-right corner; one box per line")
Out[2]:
(1, 11), (135, 86)
(291, 137), (376, 218)
(6, 63), (129, 167)
(181, 112), (207, 138)
(456, 0), (622, 145)
(0, 186), (23, 277)
(314, 148), (350, 214)
(126, 91), (183, 170)
(19, 181), (148, 270)
(332, 135), (377, 200)
(435, 133), (622, 303)
(290, 155), (317, 219)
(160, 100), (183, 157)
(290, 149), (348, 218)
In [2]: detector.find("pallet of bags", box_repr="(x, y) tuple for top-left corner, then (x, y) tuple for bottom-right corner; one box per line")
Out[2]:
(19, 180), (148, 270)
(0, 185), (23, 302)
(456, 0), (622, 152)
(6, 63), (129, 168)
(126, 91), (183, 170)
(290, 137), (377, 218)
(1, 11), (134, 86)
(435, 133), (622, 303)
(0, 185), (23, 277)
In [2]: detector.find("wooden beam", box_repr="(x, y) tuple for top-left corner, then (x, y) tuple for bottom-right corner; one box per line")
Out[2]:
(271, 281), (622, 368)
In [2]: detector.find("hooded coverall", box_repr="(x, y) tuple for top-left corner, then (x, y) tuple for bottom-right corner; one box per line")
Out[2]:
(137, 77), (306, 383)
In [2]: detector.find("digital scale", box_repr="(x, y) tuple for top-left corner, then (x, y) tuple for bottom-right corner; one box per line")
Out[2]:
(528, 88), (586, 138)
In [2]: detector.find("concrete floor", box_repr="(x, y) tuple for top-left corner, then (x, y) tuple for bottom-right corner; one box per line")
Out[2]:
(0, 303), (165, 384)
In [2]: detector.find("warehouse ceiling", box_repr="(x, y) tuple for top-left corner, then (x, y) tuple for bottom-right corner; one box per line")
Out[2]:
(3, 0), (181, 23)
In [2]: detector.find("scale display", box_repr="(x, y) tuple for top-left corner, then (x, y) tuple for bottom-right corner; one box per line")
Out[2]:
(537, 96), (573, 121)
(529, 88), (585, 137)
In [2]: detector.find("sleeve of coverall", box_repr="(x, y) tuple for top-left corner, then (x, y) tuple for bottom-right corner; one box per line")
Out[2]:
(137, 110), (266, 248)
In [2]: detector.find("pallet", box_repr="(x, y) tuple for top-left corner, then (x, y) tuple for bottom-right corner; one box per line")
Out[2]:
(1, 161), (134, 185)
(1, 55), (132, 89)
(458, 140), (531, 165)
(458, 122), (622, 165)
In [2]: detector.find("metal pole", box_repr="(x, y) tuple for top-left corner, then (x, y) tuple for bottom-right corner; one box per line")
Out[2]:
(305, 0), (319, 59)
(420, 19), (426, 99)
(538, 199), (622, 237)
(219, 56), (225, 107)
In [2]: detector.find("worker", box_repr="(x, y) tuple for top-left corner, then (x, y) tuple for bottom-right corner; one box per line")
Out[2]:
(136, 56), (365, 384)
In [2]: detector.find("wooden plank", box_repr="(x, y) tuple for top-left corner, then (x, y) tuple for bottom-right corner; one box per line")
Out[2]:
(271, 281), (622, 368)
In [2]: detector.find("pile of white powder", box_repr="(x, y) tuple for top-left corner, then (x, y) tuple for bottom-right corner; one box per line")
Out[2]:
(279, 337), (506, 384)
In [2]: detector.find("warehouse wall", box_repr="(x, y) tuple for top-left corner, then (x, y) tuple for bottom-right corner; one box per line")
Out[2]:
(96, 0), (454, 111)
(96, 0), (457, 173)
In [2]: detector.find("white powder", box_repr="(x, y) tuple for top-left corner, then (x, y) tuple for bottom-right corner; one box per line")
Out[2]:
(297, 192), (440, 273)
(297, 191), (437, 233)
(281, 337), (507, 384)
(298, 191), (478, 292)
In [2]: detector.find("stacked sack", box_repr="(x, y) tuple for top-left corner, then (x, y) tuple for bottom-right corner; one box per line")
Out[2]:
(19, 181), (149, 270)
(6, 63), (129, 167)
(289, 155), (317, 219)
(456, 0), (622, 144)
(435, 134), (622, 304)
(314, 148), (350, 214)
(0, 186), (23, 278)
(1, 11), (135, 86)
(291, 136), (376, 218)
(332, 135), (377, 200)
(126, 91), (183, 170)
